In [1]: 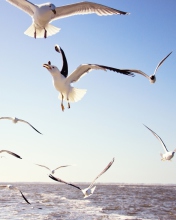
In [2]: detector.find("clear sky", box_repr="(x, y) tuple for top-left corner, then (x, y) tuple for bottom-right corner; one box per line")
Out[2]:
(0, 0), (176, 184)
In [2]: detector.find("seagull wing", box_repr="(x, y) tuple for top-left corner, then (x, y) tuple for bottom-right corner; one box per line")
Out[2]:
(0, 117), (13, 121)
(88, 158), (115, 189)
(18, 190), (31, 204)
(18, 119), (42, 134)
(51, 2), (129, 21)
(35, 164), (51, 172)
(55, 45), (68, 78)
(153, 51), (172, 75)
(66, 64), (134, 84)
(6, 0), (37, 16)
(53, 165), (72, 172)
(49, 174), (81, 191)
(143, 124), (168, 152)
(121, 69), (150, 80)
(0, 185), (8, 189)
(0, 150), (22, 159)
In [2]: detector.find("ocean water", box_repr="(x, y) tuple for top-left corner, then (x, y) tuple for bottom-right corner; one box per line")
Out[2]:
(0, 183), (176, 220)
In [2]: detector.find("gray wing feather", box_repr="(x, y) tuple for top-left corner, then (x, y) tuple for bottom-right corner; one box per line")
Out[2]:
(0, 150), (22, 159)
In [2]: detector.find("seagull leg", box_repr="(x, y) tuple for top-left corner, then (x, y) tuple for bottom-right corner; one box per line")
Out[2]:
(34, 29), (36, 39)
(44, 29), (47, 38)
(67, 98), (70, 109)
(61, 94), (65, 112)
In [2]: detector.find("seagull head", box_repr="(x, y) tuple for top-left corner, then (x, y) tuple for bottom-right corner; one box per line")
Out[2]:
(149, 75), (156, 83)
(43, 61), (60, 75)
(48, 3), (56, 14)
(81, 186), (96, 198)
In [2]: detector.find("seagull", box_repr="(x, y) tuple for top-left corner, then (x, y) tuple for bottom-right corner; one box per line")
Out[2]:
(0, 117), (42, 134)
(6, 0), (129, 38)
(0, 185), (30, 204)
(49, 157), (115, 198)
(116, 52), (172, 83)
(0, 150), (22, 159)
(43, 45), (134, 111)
(35, 163), (73, 174)
(143, 124), (176, 161)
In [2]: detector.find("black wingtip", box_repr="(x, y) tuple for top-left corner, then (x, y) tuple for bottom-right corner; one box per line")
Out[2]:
(55, 45), (60, 53)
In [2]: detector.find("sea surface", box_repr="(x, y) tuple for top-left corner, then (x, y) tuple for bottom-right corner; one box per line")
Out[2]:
(0, 183), (176, 220)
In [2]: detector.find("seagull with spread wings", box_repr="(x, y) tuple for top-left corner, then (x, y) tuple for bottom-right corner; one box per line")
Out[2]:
(49, 157), (115, 198)
(6, 0), (129, 38)
(0, 150), (22, 159)
(0, 185), (30, 204)
(35, 163), (73, 174)
(118, 52), (172, 83)
(143, 124), (176, 161)
(43, 45), (134, 111)
(0, 117), (42, 134)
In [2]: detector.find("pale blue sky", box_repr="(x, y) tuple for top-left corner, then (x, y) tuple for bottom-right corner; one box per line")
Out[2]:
(0, 0), (176, 184)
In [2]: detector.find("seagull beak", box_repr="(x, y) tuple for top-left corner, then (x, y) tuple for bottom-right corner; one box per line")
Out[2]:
(52, 9), (56, 14)
(43, 64), (51, 70)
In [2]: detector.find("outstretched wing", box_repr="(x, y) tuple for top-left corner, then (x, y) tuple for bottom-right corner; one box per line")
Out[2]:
(51, 2), (129, 21)
(0, 117), (13, 121)
(19, 190), (31, 204)
(6, 0), (37, 16)
(153, 51), (172, 75)
(54, 165), (72, 172)
(35, 164), (51, 172)
(66, 64), (134, 84)
(89, 158), (115, 189)
(0, 150), (22, 159)
(55, 45), (68, 78)
(49, 174), (81, 191)
(121, 69), (150, 80)
(143, 124), (168, 152)
(18, 119), (42, 134)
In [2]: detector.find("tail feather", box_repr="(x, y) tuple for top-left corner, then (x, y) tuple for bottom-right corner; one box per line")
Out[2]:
(24, 23), (60, 38)
(59, 88), (87, 103)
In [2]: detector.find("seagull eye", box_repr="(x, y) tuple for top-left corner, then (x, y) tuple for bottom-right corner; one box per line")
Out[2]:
(52, 67), (55, 69)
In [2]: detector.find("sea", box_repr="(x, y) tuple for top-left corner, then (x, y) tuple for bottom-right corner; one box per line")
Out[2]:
(0, 183), (176, 220)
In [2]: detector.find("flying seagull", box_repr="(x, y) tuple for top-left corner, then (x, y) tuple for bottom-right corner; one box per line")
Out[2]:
(0, 185), (30, 204)
(0, 117), (42, 134)
(49, 157), (115, 198)
(117, 52), (172, 83)
(0, 150), (22, 159)
(43, 45), (134, 111)
(6, 0), (129, 38)
(35, 163), (73, 174)
(143, 124), (176, 161)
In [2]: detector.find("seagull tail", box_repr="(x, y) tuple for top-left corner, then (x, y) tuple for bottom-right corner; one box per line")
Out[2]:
(82, 186), (96, 198)
(160, 153), (164, 161)
(24, 23), (60, 38)
(59, 88), (87, 103)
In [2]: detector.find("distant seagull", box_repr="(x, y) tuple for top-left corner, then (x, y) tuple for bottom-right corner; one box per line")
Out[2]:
(143, 124), (176, 161)
(0, 150), (22, 159)
(6, 1), (129, 38)
(35, 163), (73, 174)
(118, 52), (172, 83)
(43, 45), (134, 111)
(0, 185), (30, 204)
(0, 117), (42, 134)
(49, 157), (115, 198)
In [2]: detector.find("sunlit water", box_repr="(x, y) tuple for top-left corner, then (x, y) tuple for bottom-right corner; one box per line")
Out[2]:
(0, 183), (176, 220)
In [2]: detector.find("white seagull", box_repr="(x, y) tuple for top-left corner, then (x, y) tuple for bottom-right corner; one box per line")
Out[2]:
(0, 150), (22, 159)
(49, 157), (115, 198)
(43, 45), (134, 111)
(118, 52), (172, 83)
(35, 163), (73, 174)
(0, 185), (31, 204)
(0, 117), (42, 134)
(143, 124), (176, 161)
(6, 0), (129, 38)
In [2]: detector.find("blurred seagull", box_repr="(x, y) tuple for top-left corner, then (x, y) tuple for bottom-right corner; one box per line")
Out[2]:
(35, 163), (73, 174)
(0, 150), (22, 159)
(0, 117), (42, 134)
(119, 52), (172, 83)
(43, 45), (134, 111)
(143, 124), (176, 161)
(49, 157), (115, 198)
(0, 185), (30, 204)
(6, 0), (129, 38)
